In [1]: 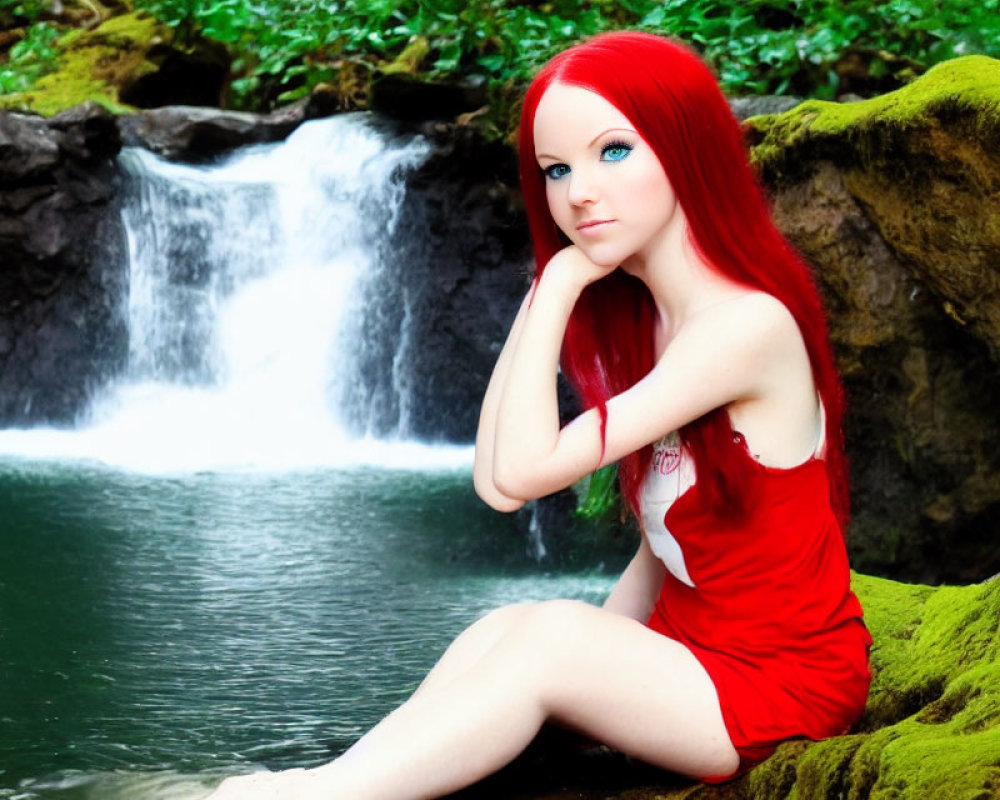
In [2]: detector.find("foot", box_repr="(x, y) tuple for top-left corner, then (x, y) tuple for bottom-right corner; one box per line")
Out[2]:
(202, 767), (325, 800)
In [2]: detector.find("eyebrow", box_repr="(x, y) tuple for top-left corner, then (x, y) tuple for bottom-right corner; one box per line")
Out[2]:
(535, 127), (637, 161)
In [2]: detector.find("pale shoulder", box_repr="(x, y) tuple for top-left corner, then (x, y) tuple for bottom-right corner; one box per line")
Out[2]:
(679, 291), (800, 351)
(599, 292), (805, 467)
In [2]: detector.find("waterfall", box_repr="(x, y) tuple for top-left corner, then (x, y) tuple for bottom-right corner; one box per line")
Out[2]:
(0, 114), (474, 473)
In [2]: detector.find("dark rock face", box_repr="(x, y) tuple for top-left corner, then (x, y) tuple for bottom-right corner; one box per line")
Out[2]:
(339, 120), (532, 442)
(748, 58), (1000, 583)
(0, 103), (128, 425)
(117, 89), (342, 161)
(119, 40), (230, 109)
(371, 74), (489, 122)
(771, 164), (1000, 583)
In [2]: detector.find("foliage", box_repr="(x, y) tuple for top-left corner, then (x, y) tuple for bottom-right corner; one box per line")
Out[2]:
(118, 0), (1000, 109)
(635, 0), (1000, 98)
(3, 0), (1000, 111)
(0, 0), (47, 27)
(0, 21), (60, 95)
(575, 463), (620, 520)
(120, 0), (607, 108)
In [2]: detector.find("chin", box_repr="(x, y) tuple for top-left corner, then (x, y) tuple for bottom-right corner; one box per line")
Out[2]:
(575, 244), (630, 270)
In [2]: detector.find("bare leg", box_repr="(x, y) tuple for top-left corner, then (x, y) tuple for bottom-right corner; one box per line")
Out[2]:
(410, 603), (531, 698)
(206, 600), (739, 800)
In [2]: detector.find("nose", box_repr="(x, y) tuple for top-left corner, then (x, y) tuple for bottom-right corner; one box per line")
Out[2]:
(566, 165), (598, 206)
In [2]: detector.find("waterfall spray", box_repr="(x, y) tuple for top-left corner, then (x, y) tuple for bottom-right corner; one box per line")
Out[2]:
(0, 115), (473, 473)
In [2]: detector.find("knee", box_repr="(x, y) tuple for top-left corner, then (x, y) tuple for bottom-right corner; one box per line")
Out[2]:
(472, 602), (533, 635)
(479, 601), (600, 708)
(529, 598), (593, 627)
(473, 600), (595, 669)
(507, 599), (593, 660)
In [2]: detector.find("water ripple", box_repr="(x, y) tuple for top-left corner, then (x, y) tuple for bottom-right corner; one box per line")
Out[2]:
(1, 466), (624, 797)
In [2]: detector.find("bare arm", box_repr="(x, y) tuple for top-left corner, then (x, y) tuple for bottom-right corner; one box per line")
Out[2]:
(491, 248), (609, 500)
(473, 286), (535, 511)
(602, 534), (665, 622)
(491, 247), (804, 503)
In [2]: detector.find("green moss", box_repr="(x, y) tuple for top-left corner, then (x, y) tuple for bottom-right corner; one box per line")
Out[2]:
(747, 55), (1000, 178)
(853, 573), (937, 728)
(621, 574), (1000, 798)
(859, 573), (1000, 731)
(0, 11), (167, 116)
(744, 740), (809, 798)
(381, 37), (431, 76)
(786, 734), (864, 799)
(835, 574), (1000, 798)
(871, 725), (1000, 798)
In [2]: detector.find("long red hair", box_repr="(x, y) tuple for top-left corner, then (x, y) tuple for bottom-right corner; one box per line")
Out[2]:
(517, 32), (849, 530)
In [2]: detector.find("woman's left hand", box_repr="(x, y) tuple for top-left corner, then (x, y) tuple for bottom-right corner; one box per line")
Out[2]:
(542, 245), (618, 293)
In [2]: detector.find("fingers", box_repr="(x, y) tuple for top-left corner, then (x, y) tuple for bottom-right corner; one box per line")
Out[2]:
(544, 245), (617, 291)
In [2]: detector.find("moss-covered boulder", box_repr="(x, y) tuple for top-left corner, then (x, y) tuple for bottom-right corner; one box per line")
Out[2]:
(455, 573), (1000, 799)
(749, 55), (1000, 361)
(0, 11), (228, 117)
(744, 56), (1000, 583)
(732, 573), (1000, 800)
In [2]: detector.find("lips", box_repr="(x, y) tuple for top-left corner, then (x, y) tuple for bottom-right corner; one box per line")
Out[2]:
(576, 219), (614, 233)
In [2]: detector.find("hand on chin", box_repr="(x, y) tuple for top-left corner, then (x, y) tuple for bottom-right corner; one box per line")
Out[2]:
(545, 244), (621, 290)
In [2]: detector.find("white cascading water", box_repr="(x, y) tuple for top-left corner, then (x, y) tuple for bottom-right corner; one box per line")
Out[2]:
(0, 114), (473, 473)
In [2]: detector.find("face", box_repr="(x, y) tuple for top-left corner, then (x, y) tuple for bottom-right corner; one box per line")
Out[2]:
(532, 82), (679, 270)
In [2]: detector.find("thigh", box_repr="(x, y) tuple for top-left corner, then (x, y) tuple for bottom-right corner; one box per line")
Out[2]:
(513, 600), (740, 780)
(413, 603), (534, 698)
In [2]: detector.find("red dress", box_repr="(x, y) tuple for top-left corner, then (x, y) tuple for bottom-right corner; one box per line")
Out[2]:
(642, 435), (872, 781)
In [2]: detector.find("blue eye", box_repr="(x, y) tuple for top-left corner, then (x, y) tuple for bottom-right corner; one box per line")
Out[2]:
(601, 141), (633, 162)
(544, 163), (570, 180)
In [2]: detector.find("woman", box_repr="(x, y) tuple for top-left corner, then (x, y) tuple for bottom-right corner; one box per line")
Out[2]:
(207, 31), (871, 799)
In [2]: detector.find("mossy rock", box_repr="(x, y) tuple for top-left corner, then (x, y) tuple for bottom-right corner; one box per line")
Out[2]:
(0, 11), (228, 117)
(746, 54), (1000, 181)
(779, 573), (1000, 799)
(461, 573), (1000, 799)
(746, 55), (1000, 370)
(671, 573), (1000, 798)
(1, 12), (158, 115)
(743, 55), (1000, 585)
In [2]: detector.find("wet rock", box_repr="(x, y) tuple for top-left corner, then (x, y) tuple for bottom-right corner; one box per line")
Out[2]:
(728, 94), (801, 121)
(113, 85), (342, 161)
(0, 103), (128, 424)
(117, 103), (304, 162)
(338, 119), (532, 443)
(747, 55), (1000, 583)
(371, 74), (489, 121)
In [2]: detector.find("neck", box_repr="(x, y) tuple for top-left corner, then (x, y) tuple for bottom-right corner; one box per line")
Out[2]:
(624, 220), (742, 348)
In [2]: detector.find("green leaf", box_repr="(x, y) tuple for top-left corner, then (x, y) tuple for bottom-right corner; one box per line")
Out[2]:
(575, 464), (619, 520)
(476, 53), (505, 73)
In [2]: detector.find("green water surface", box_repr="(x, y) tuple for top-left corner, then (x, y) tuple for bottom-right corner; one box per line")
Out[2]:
(0, 461), (624, 799)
